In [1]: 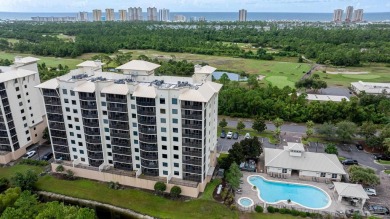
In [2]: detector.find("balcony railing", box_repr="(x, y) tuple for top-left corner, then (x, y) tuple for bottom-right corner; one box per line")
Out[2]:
(182, 133), (202, 139)
(110, 131), (129, 139)
(81, 111), (98, 119)
(111, 138), (131, 147)
(140, 143), (158, 152)
(113, 155), (132, 163)
(181, 104), (202, 110)
(7, 122), (15, 130)
(139, 135), (157, 143)
(54, 152), (71, 161)
(137, 118), (156, 125)
(138, 127), (157, 134)
(108, 114), (128, 121)
(0, 138), (10, 144)
(89, 159), (104, 167)
(42, 89), (58, 97)
(106, 95), (127, 103)
(79, 94), (96, 101)
(85, 136), (101, 144)
(112, 146), (132, 155)
(183, 150), (202, 157)
(140, 151), (158, 160)
(84, 128), (100, 136)
(49, 122), (65, 130)
(0, 123), (6, 129)
(47, 114), (64, 122)
(182, 141), (202, 148)
(136, 101), (155, 107)
(44, 97), (61, 105)
(114, 162), (133, 171)
(183, 166), (202, 174)
(141, 160), (159, 168)
(52, 138), (67, 146)
(182, 114), (203, 120)
(109, 122), (129, 130)
(0, 145), (12, 152)
(0, 131), (9, 137)
(83, 120), (99, 128)
(142, 167), (159, 176)
(86, 144), (102, 151)
(53, 145), (69, 153)
(88, 151), (104, 160)
(80, 104), (97, 110)
(2, 99), (9, 107)
(182, 123), (203, 129)
(183, 159), (202, 166)
(107, 103), (128, 112)
(183, 174), (202, 182)
(50, 130), (67, 138)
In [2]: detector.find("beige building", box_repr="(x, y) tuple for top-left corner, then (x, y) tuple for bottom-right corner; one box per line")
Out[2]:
(353, 9), (364, 22)
(265, 143), (346, 182)
(333, 9), (343, 22)
(0, 57), (46, 164)
(77, 12), (88, 22)
(118, 10), (127, 21)
(36, 60), (222, 197)
(105, 8), (115, 21)
(147, 7), (158, 21)
(239, 9), (247, 22)
(128, 7), (143, 21)
(92, 9), (102, 21)
(345, 6), (354, 23)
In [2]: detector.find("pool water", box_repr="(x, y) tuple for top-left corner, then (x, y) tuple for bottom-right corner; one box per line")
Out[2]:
(238, 197), (254, 207)
(248, 176), (330, 209)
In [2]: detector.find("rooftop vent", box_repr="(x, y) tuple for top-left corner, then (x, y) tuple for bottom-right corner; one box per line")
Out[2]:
(71, 73), (88, 80)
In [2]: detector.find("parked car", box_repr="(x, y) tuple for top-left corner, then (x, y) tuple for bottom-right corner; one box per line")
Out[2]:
(364, 188), (377, 196)
(220, 130), (226, 138)
(233, 132), (239, 139)
(342, 159), (358, 165)
(373, 154), (390, 161)
(368, 205), (389, 215)
(227, 131), (233, 139)
(355, 144), (363, 150)
(41, 152), (53, 161)
(23, 150), (36, 159)
(244, 133), (250, 139)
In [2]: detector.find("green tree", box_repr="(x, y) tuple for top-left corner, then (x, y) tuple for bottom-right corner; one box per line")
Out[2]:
(225, 162), (242, 190)
(298, 56), (303, 63)
(240, 137), (263, 160)
(42, 127), (50, 143)
(0, 178), (9, 193)
(316, 122), (336, 140)
(170, 186), (182, 198)
(247, 74), (259, 89)
(336, 121), (357, 142)
(236, 120), (245, 131)
(219, 73), (230, 86)
(0, 187), (21, 214)
(324, 143), (338, 155)
(11, 171), (38, 191)
(359, 121), (376, 140)
(273, 117), (284, 129)
(383, 138), (390, 153)
(252, 117), (267, 133)
(219, 118), (228, 129)
(1, 190), (41, 219)
(348, 165), (380, 186)
(154, 182), (166, 194)
(55, 165), (64, 173)
(35, 201), (96, 219)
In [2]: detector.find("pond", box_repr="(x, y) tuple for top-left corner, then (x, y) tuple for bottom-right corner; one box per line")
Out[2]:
(212, 71), (248, 81)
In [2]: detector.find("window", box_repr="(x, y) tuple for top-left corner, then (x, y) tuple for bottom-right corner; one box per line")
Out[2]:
(135, 148), (139, 152)
(104, 119), (108, 124)
(163, 171), (168, 175)
(162, 145), (167, 150)
(173, 128), (178, 133)
(172, 109), (178, 114)
(24, 123), (27, 127)
(174, 154), (179, 159)
(172, 118), (178, 124)
(282, 169), (287, 173)
(320, 172), (326, 177)
(22, 116), (26, 121)
(134, 140), (138, 144)
(132, 123), (137, 127)
(174, 171), (179, 176)
(19, 102), (23, 106)
(133, 131), (138, 136)
(162, 154), (168, 158)
(71, 140), (76, 144)
(80, 150), (84, 154)
(21, 109), (24, 114)
(65, 107), (70, 112)
(174, 163), (179, 167)
(104, 128), (109, 132)
(73, 109), (78, 114)
(173, 146), (179, 151)
(68, 124), (73, 128)
(26, 92), (29, 96)
(70, 91), (75, 96)
(161, 127), (166, 132)
(62, 89), (67, 94)
(107, 144), (111, 148)
(17, 94), (21, 99)
(70, 132), (74, 136)
(130, 95), (135, 100)
(173, 137), (178, 142)
(77, 134), (82, 138)
(71, 100), (76, 105)
(160, 98), (165, 104)
(132, 113), (136, 118)
(160, 108), (166, 114)
(136, 164), (140, 168)
(72, 148), (77, 152)
(64, 99), (69, 103)
(26, 137), (31, 141)
(163, 162), (168, 167)
(106, 136), (110, 140)
(103, 111), (107, 115)
(161, 136), (167, 141)
(160, 118), (166, 123)
(131, 104), (135, 109)
(76, 126), (80, 130)
(67, 115), (72, 120)
(108, 152), (112, 156)
(78, 142), (83, 146)
(81, 158), (85, 162)
(15, 87), (20, 91)
(100, 93), (106, 97)
(172, 98), (177, 104)
(101, 102), (106, 106)
(73, 155), (78, 159)
(74, 117), (79, 122)
(136, 156), (139, 160)
(30, 114), (33, 117)
(332, 174), (338, 179)
(108, 160), (113, 164)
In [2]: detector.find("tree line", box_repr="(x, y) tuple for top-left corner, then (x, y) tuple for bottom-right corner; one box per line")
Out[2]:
(1, 22), (390, 66)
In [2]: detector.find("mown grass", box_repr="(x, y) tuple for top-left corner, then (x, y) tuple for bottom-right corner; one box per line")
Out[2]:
(0, 52), (82, 69)
(0, 164), (44, 179)
(384, 170), (390, 174)
(240, 213), (300, 219)
(378, 160), (390, 165)
(35, 175), (238, 219)
(266, 76), (295, 88)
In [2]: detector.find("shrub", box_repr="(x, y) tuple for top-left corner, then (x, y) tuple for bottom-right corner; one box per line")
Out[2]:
(221, 188), (229, 200)
(19, 159), (49, 166)
(0, 177), (10, 192)
(291, 209), (300, 216)
(255, 205), (263, 213)
(55, 165), (64, 173)
(267, 206), (275, 213)
(170, 186), (182, 198)
(154, 182), (166, 194)
(65, 169), (74, 179)
(230, 204), (237, 210)
(279, 208), (287, 214)
(11, 171), (38, 191)
(108, 181), (120, 190)
(299, 211), (308, 217)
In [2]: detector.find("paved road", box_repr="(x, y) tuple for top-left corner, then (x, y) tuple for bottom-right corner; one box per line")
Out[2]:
(223, 118), (307, 134)
(26, 144), (52, 160)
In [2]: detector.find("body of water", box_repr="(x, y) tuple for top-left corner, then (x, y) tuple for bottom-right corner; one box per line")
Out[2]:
(213, 71), (248, 81)
(248, 175), (331, 209)
(1, 11), (390, 22)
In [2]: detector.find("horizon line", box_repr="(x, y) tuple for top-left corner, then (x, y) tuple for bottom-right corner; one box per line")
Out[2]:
(1, 11), (390, 14)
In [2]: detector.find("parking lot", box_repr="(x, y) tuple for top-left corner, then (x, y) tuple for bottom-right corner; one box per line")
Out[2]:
(24, 143), (53, 161)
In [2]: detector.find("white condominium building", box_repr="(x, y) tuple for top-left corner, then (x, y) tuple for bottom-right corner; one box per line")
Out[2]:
(119, 10), (127, 21)
(353, 9), (364, 22)
(92, 9), (102, 21)
(147, 7), (158, 21)
(36, 60), (222, 193)
(105, 9), (115, 21)
(0, 57), (46, 164)
(239, 9), (247, 22)
(345, 6), (354, 23)
(333, 9), (343, 22)
(159, 8), (170, 21)
(128, 7), (143, 21)
(77, 12), (88, 22)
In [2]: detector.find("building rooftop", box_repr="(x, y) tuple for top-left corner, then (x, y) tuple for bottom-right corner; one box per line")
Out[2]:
(351, 81), (390, 94)
(14, 56), (40, 64)
(116, 60), (161, 71)
(265, 147), (346, 175)
(0, 68), (37, 83)
(333, 182), (369, 199)
(77, 60), (104, 68)
(283, 142), (305, 151)
(306, 94), (350, 102)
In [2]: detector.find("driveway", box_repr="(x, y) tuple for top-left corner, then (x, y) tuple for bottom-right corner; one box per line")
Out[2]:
(26, 144), (53, 161)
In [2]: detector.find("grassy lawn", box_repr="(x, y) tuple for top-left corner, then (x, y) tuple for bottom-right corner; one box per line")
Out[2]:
(0, 38), (20, 44)
(378, 160), (390, 165)
(338, 156), (347, 162)
(36, 175), (238, 219)
(0, 52), (82, 69)
(199, 178), (221, 201)
(240, 213), (300, 219)
(266, 76), (295, 88)
(0, 164), (44, 179)
(384, 170), (390, 174)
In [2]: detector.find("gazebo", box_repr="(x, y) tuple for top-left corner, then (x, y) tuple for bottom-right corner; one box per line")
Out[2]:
(333, 182), (369, 209)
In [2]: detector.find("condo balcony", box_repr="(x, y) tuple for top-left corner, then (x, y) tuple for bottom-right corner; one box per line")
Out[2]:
(182, 149), (202, 157)
(183, 173), (202, 182)
(113, 154), (132, 163)
(114, 162), (133, 171)
(0, 90), (6, 98)
(52, 138), (67, 146)
(87, 151), (104, 160)
(0, 145), (12, 152)
(107, 103), (128, 113)
(138, 126), (157, 134)
(50, 130), (67, 138)
(79, 93), (96, 101)
(111, 138), (131, 147)
(182, 123), (203, 129)
(141, 167), (159, 176)
(141, 160), (159, 169)
(181, 101), (203, 110)
(42, 89), (58, 97)
(139, 134), (157, 143)
(86, 143), (102, 152)
(80, 102), (97, 110)
(140, 151), (158, 160)
(183, 165), (202, 174)
(137, 117), (156, 125)
(2, 99), (9, 107)
(81, 110), (98, 119)
(137, 107), (156, 116)
(7, 121), (15, 129)
(106, 94), (127, 103)
(110, 130), (130, 139)
(47, 114), (65, 122)
(109, 122), (129, 130)
(0, 83), (5, 90)
(0, 131), (8, 137)
(44, 96), (61, 105)
(0, 138), (10, 144)
(89, 159), (104, 167)
(140, 142), (158, 152)
(182, 113), (203, 120)
(108, 112), (128, 121)
(136, 97), (156, 107)
(182, 133), (202, 139)
(53, 145), (69, 153)
(82, 119), (100, 128)
(182, 140), (203, 148)
(112, 146), (132, 155)
(85, 136), (101, 144)
(84, 127), (100, 136)
(54, 152), (71, 161)
(49, 122), (65, 130)
(183, 158), (202, 166)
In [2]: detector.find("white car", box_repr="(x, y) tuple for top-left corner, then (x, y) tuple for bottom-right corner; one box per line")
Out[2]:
(244, 133), (251, 139)
(365, 188), (377, 196)
(227, 131), (233, 139)
(23, 150), (37, 159)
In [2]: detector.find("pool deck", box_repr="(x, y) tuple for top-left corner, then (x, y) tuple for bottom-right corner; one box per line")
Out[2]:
(236, 172), (362, 214)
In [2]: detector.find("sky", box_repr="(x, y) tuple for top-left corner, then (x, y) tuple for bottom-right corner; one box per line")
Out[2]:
(0, 0), (389, 13)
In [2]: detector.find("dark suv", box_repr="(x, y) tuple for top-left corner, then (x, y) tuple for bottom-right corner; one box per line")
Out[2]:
(373, 154), (390, 161)
(41, 152), (53, 161)
(342, 159), (358, 165)
(220, 130), (226, 138)
(369, 205), (390, 215)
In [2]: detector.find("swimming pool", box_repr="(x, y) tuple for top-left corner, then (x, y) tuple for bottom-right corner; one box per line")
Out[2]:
(238, 197), (254, 207)
(248, 175), (331, 209)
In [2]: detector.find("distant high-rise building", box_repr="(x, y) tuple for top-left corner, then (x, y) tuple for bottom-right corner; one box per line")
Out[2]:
(353, 9), (364, 22)
(239, 9), (247, 22)
(105, 8), (115, 21)
(174, 15), (186, 22)
(147, 7), (158, 21)
(77, 12), (88, 22)
(198, 17), (206, 22)
(333, 9), (343, 22)
(92, 9), (102, 21)
(128, 7), (143, 21)
(119, 10), (127, 21)
(345, 6), (354, 23)
(159, 8), (170, 21)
